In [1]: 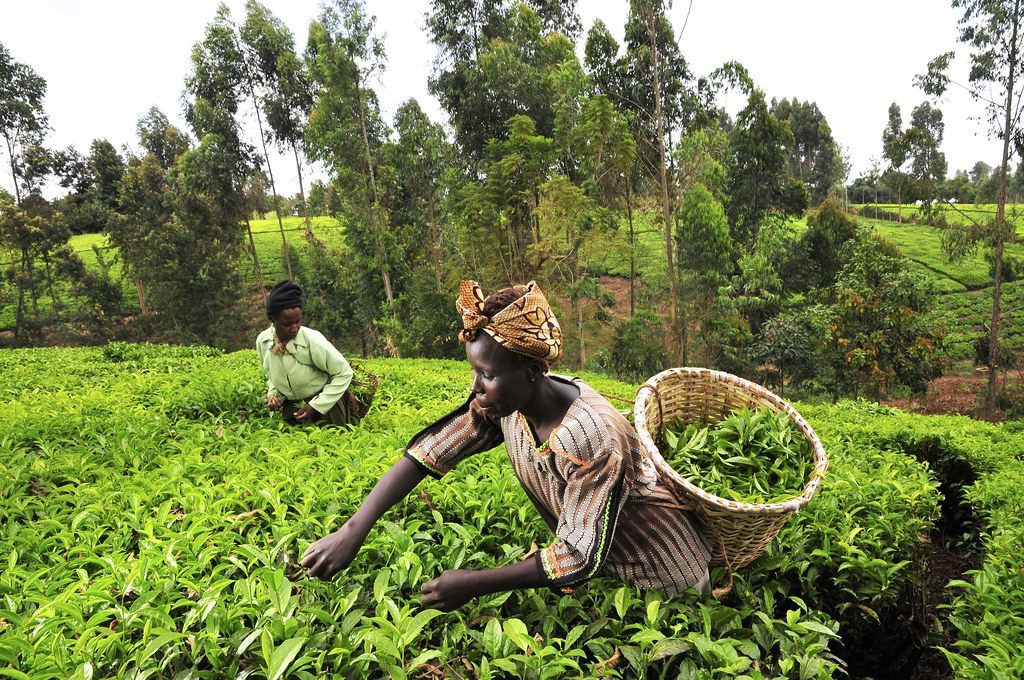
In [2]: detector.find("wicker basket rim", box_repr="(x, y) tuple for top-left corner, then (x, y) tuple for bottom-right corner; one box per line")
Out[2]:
(633, 366), (828, 516)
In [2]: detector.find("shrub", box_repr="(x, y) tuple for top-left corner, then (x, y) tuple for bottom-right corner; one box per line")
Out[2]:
(607, 310), (666, 382)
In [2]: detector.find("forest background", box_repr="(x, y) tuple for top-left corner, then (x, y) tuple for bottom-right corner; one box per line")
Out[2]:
(1, 0), (1022, 417)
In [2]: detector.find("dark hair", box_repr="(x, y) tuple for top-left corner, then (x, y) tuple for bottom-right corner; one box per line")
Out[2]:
(477, 285), (549, 375)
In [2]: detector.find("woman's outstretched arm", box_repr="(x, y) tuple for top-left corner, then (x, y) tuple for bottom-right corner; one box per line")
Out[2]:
(420, 557), (548, 611)
(302, 455), (427, 580)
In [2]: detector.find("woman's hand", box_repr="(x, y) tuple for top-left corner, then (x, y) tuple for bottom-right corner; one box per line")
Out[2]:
(267, 394), (283, 410)
(420, 570), (478, 611)
(301, 519), (369, 581)
(293, 404), (319, 421)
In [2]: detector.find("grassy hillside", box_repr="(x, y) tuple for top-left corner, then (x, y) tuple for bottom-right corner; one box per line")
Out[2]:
(856, 203), (1024, 235)
(0, 217), (345, 330)
(1, 345), (1021, 677)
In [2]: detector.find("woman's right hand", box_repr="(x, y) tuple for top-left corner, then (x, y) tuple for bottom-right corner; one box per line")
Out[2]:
(267, 394), (283, 410)
(301, 519), (369, 581)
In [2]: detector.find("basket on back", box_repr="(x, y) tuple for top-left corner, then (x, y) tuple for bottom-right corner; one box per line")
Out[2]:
(633, 367), (828, 577)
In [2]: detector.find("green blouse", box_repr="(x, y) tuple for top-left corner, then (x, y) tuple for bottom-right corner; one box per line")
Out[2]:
(256, 326), (354, 414)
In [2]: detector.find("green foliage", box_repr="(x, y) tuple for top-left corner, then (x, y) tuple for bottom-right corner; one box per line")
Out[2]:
(607, 309), (665, 382)
(136, 107), (192, 171)
(662, 408), (811, 504)
(931, 278), (1024, 360)
(455, 115), (557, 282)
(0, 42), (48, 204)
(676, 183), (732, 286)
(786, 197), (860, 294)
(676, 183), (735, 365)
(426, 0), (582, 163)
(110, 136), (249, 347)
(0, 345), (1023, 677)
(821, 231), (944, 397)
(727, 89), (808, 246)
(750, 307), (825, 396)
(770, 98), (845, 202)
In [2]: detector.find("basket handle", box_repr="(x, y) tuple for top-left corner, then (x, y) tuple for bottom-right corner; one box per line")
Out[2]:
(635, 383), (664, 430)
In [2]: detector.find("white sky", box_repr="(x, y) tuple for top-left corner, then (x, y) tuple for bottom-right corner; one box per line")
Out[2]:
(0, 0), (1006, 198)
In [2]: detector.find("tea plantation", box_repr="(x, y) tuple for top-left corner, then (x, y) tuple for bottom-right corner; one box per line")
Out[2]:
(1, 345), (1022, 678)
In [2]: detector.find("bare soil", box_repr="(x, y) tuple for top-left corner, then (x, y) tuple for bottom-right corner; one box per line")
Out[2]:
(885, 368), (1021, 421)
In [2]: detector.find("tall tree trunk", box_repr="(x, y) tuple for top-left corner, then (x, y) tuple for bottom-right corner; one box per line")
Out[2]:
(428, 203), (443, 289)
(987, 1), (1019, 417)
(135, 279), (148, 315)
(15, 249), (27, 339)
(4, 135), (22, 205)
(353, 72), (394, 305)
(293, 143), (314, 240)
(42, 250), (61, 311)
(26, 249), (39, 318)
(245, 218), (266, 294)
(247, 84), (293, 280)
(645, 7), (677, 333)
(578, 302), (586, 369)
(626, 177), (636, 317)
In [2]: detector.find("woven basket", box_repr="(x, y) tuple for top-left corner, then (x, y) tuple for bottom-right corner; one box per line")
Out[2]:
(633, 367), (828, 577)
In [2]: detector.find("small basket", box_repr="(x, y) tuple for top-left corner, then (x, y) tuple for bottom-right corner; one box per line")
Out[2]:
(633, 367), (828, 588)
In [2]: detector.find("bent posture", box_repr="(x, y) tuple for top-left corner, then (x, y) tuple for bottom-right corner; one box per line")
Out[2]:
(257, 279), (356, 426)
(302, 281), (711, 609)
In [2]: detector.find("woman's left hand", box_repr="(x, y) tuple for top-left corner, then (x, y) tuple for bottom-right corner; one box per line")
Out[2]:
(293, 404), (319, 421)
(421, 570), (477, 611)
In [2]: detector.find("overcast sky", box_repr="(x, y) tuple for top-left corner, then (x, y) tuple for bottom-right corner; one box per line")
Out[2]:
(0, 0), (1006, 198)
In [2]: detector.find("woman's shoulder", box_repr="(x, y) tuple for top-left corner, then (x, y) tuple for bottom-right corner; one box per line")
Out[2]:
(549, 376), (634, 460)
(256, 326), (274, 344)
(298, 326), (327, 344)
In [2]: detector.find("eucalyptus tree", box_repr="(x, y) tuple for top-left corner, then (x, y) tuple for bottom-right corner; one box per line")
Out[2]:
(881, 102), (909, 220)
(136, 107), (191, 171)
(384, 99), (455, 290)
(117, 108), (193, 312)
(188, 3), (291, 279)
(306, 0), (395, 305)
(620, 0), (690, 329)
(0, 43), (48, 205)
(426, 0), (583, 165)
(727, 88), (807, 247)
(574, 94), (639, 312)
(905, 101), (947, 195)
(455, 115), (556, 282)
(241, 0), (316, 239)
(918, 0), (1024, 416)
(771, 98), (845, 202)
(584, 20), (624, 99)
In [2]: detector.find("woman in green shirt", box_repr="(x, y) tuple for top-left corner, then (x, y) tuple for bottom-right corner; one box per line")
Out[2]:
(256, 280), (356, 426)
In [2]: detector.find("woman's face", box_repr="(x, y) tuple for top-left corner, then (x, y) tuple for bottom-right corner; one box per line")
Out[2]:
(271, 307), (302, 342)
(466, 333), (536, 419)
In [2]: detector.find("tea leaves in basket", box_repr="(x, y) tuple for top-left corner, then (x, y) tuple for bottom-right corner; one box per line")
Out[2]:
(662, 407), (810, 504)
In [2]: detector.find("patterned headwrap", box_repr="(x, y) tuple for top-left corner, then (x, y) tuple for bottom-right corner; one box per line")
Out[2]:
(456, 280), (562, 362)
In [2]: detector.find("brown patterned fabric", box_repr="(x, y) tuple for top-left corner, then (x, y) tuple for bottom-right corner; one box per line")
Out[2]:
(456, 280), (563, 362)
(405, 376), (712, 596)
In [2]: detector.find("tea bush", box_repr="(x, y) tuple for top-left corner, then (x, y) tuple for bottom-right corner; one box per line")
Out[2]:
(1, 346), (1022, 678)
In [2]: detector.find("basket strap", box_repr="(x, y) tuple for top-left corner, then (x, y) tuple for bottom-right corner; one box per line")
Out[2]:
(635, 383), (664, 427)
(597, 390), (633, 406)
(703, 514), (735, 599)
(642, 499), (695, 512)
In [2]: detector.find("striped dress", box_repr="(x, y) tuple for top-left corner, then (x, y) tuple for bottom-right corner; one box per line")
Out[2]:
(405, 376), (712, 596)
